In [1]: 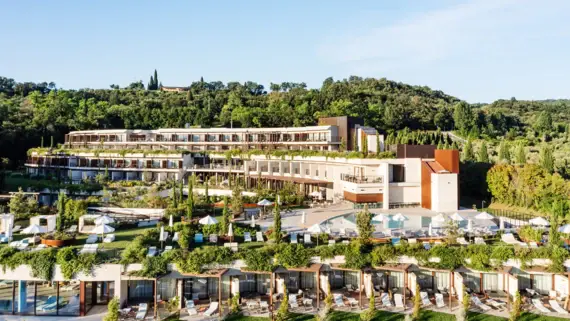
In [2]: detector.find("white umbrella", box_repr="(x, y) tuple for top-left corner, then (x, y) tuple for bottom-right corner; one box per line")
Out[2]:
(301, 212), (306, 225)
(467, 220), (473, 233)
(428, 223), (433, 237)
(198, 215), (218, 225)
(169, 215), (173, 228)
(277, 195), (281, 205)
(475, 212), (494, 220)
(307, 224), (326, 234)
(228, 223), (234, 242)
(392, 213), (407, 222)
(95, 215), (115, 225)
(251, 215), (256, 228)
(159, 226), (166, 242)
(432, 213), (447, 223)
(529, 217), (549, 226)
(499, 217), (505, 230)
(22, 224), (42, 235)
(257, 199), (273, 206)
(558, 224), (570, 234)
(372, 214), (389, 222)
(90, 224), (115, 234)
(449, 213), (465, 221)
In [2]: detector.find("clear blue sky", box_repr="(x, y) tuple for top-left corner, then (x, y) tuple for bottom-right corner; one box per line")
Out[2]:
(3, 0), (569, 103)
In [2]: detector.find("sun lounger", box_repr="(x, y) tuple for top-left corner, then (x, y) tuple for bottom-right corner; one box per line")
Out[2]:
(328, 240), (336, 246)
(529, 242), (539, 249)
(17, 242), (29, 251)
(304, 234), (312, 244)
(256, 231), (264, 242)
(471, 296), (491, 311)
(38, 295), (58, 312)
(457, 237), (469, 245)
(209, 234), (218, 243)
(194, 233), (203, 243)
(79, 244), (98, 254)
(244, 232), (252, 242)
(291, 233), (298, 244)
(339, 228), (346, 237)
(420, 292), (432, 307)
(549, 300), (569, 314)
(474, 237), (486, 245)
(486, 298), (506, 310)
(33, 244), (47, 251)
(501, 233), (525, 246)
(223, 242), (238, 252)
(0, 235), (9, 243)
(185, 298), (197, 315)
(381, 292), (392, 307)
(333, 293), (345, 308)
(86, 234), (98, 244)
(532, 298), (552, 313)
(435, 293), (446, 308)
(136, 303), (148, 319)
(204, 301), (219, 316)
(394, 293), (404, 309)
(66, 225), (77, 233)
(103, 234), (115, 243)
(162, 246), (173, 255)
(147, 246), (157, 257)
(408, 238), (417, 244)
(392, 238), (401, 246)
(172, 232), (179, 242)
(423, 242), (431, 250)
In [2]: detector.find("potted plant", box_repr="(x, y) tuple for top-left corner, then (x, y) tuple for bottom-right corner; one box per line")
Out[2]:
(41, 231), (76, 247)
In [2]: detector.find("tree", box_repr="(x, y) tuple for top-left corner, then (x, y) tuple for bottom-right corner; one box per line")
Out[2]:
(534, 111), (552, 134)
(453, 102), (475, 135)
(498, 140), (511, 163)
(186, 180), (194, 220)
(273, 202), (282, 243)
(275, 283), (289, 321)
(204, 181), (211, 213)
(221, 196), (231, 234)
(103, 297), (120, 321)
(360, 291), (376, 321)
(356, 204), (373, 244)
(56, 191), (67, 232)
(477, 141), (489, 163)
(539, 145), (554, 173)
(462, 139), (475, 161)
(9, 188), (38, 219)
(514, 144), (526, 165)
(231, 185), (244, 216)
(510, 291), (521, 321)
(412, 284), (422, 319)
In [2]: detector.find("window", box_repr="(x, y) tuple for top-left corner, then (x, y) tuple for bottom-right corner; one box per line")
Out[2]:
(392, 165), (405, 182)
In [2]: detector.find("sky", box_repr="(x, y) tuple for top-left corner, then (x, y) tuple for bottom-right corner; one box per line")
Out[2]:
(2, 0), (570, 103)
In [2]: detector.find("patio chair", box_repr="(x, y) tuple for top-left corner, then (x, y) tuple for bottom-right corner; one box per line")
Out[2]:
(549, 300), (569, 314)
(532, 298), (552, 313)
(209, 234), (218, 243)
(86, 234), (98, 244)
(290, 233), (298, 244)
(256, 231), (264, 242)
(103, 234), (115, 243)
(456, 237), (469, 245)
(147, 246), (157, 257)
(304, 298), (313, 311)
(471, 296), (491, 311)
(333, 293), (345, 308)
(194, 233), (203, 243)
(381, 292), (392, 307)
(501, 233), (525, 246)
(420, 292), (432, 307)
(204, 301), (219, 316)
(394, 293), (405, 309)
(136, 303), (148, 319)
(172, 232), (179, 242)
(244, 232), (252, 242)
(304, 234), (312, 244)
(391, 238), (401, 246)
(66, 225), (77, 233)
(435, 293), (446, 308)
(185, 298), (197, 315)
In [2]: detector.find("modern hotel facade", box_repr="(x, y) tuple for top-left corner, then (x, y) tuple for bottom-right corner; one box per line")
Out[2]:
(25, 117), (459, 212)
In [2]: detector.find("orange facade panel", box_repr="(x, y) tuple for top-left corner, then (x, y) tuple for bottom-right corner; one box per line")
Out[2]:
(421, 162), (432, 210)
(435, 149), (459, 174)
(343, 191), (383, 203)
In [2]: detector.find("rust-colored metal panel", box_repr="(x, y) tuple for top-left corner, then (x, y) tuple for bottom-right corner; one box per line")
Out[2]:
(343, 191), (383, 203)
(79, 281), (86, 316)
(435, 149), (460, 174)
(391, 144), (436, 159)
(421, 161), (432, 210)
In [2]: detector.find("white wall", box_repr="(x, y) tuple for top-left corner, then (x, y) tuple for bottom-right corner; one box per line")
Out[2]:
(388, 186), (421, 204)
(555, 275), (568, 298)
(404, 158), (422, 183)
(431, 173), (458, 212)
(408, 273), (418, 295)
(454, 273), (464, 302)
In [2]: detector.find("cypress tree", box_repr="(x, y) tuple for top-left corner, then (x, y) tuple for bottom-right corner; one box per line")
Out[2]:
(148, 76), (154, 90)
(498, 140), (511, 163)
(153, 69), (159, 90)
(50, 136), (54, 148)
(40, 137), (44, 148)
(186, 180), (194, 220)
(451, 141), (459, 150)
(477, 141), (490, 163)
(221, 196), (230, 234)
(273, 202), (281, 243)
(514, 144), (526, 165)
(540, 145), (555, 173)
(462, 140), (475, 161)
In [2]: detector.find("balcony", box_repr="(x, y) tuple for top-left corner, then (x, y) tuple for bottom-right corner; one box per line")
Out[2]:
(340, 174), (383, 184)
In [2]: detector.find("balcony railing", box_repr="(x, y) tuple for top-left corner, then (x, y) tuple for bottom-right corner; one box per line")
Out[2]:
(341, 174), (384, 184)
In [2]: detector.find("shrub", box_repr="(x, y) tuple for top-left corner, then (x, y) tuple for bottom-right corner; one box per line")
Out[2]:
(275, 283), (289, 321)
(510, 291), (521, 321)
(229, 293), (240, 314)
(518, 225), (542, 242)
(275, 244), (311, 268)
(360, 291), (375, 321)
(412, 284), (421, 320)
(103, 297), (120, 321)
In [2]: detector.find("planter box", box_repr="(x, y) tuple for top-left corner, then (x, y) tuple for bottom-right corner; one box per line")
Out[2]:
(41, 238), (73, 247)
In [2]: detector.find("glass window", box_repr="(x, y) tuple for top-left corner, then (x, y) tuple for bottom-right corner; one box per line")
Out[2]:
(36, 281), (57, 316)
(157, 279), (176, 302)
(129, 280), (154, 303)
(0, 280), (14, 314)
(85, 282), (93, 313)
(58, 281), (80, 316)
(483, 273), (498, 292)
(97, 282), (113, 304)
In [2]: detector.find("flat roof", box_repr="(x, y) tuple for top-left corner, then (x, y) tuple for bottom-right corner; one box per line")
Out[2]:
(68, 125), (334, 135)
